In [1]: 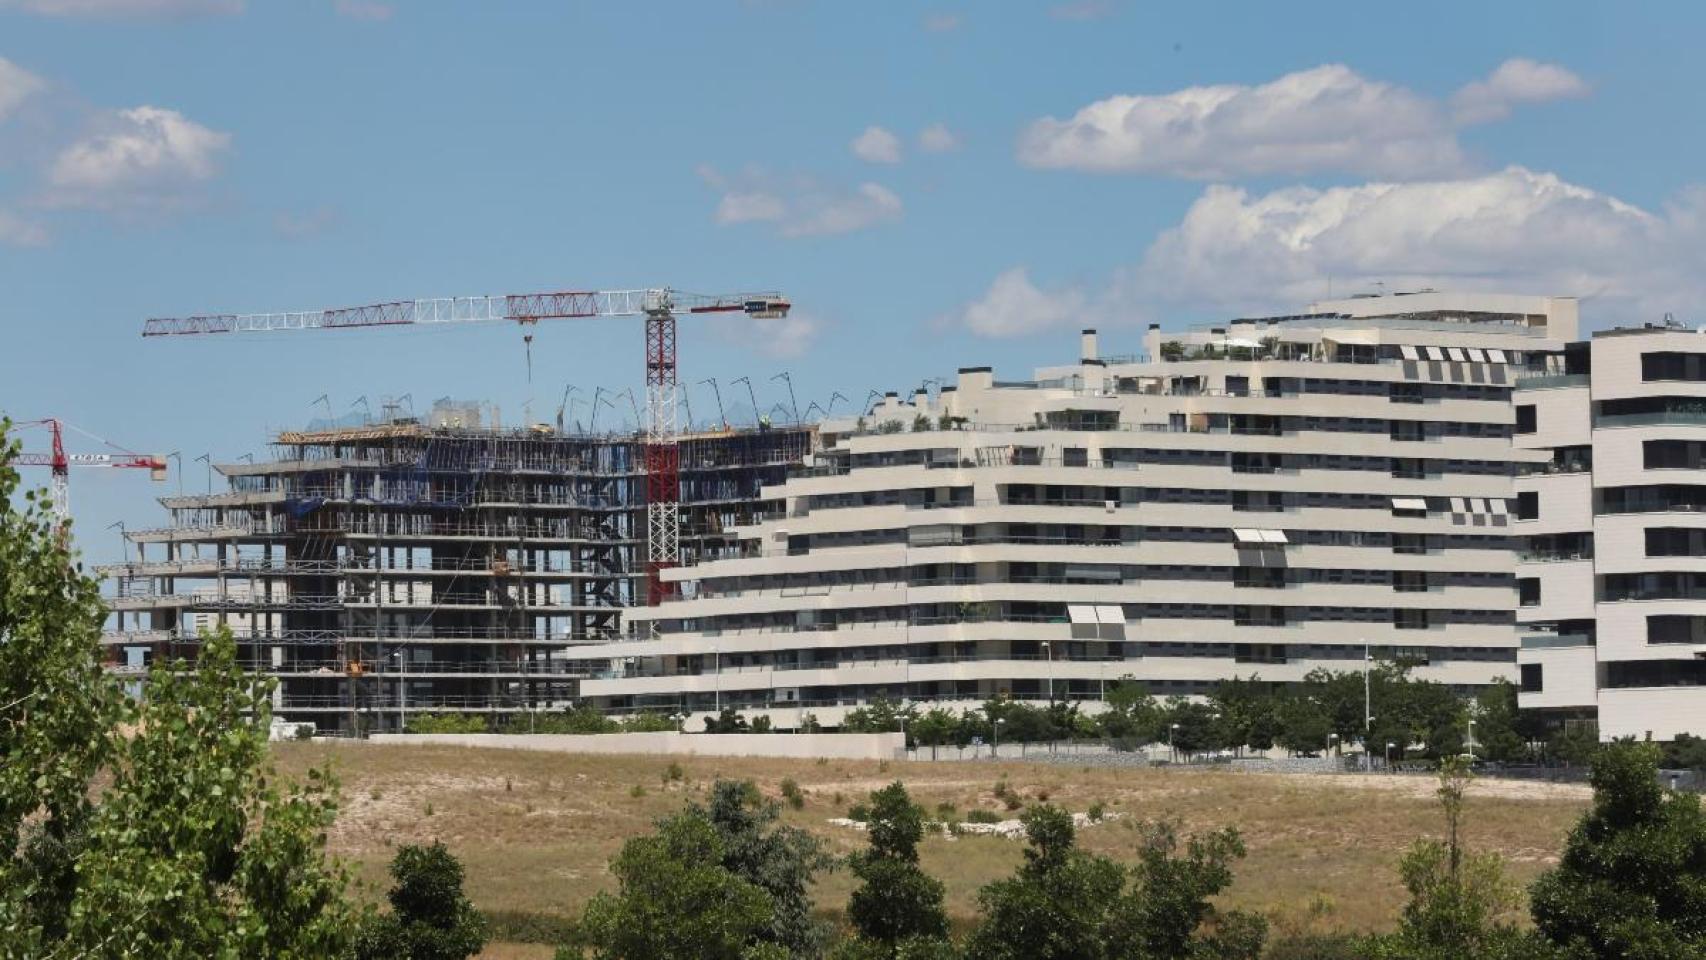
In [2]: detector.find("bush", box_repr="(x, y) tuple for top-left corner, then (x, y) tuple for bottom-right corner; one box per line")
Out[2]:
(482, 910), (583, 947)
(404, 713), (490, 734)
(780, 778), (805, 810)
(965, 809), (1003, 824)
(663, 761), (684, 784)
(356, 842), (487, 960)
(630, 784), (646, 799)
(1087, 801), (1106, 823)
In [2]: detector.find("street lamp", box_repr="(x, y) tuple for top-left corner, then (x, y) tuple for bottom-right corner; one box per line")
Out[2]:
(1466, 717), (1477, 759)
(1328, 732), (1340, 758)
(1041, 641), (1054, 703)
(1170, 721), (1181, 761)
(1386, 741), (1397, 769)
(993, 717), (1005, 759)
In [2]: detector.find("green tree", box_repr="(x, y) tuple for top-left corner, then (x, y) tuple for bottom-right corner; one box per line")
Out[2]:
(1471, 681), (1531, 762)
(965, 805), (1124, 960)
(1098, 677), (1162, 746)
(1, 423), (360, 958)
(1209, 676), (1268, 755)
(1104, 821), (1266, 960)
(1275, 694), (1332, 756)
(579, 811), (776, 960)
(908, 708), (959, 757)
(842, 783), (950, 956)
(357, 842), (487, 960)
(702, 780), (831, 958)
(59, 628), (359, 958)
(1369, 758), (1541, 960)
(1161, 699), (1224, 757)
(705, 707), (752, 733)
(1529, 741), (1706, 959)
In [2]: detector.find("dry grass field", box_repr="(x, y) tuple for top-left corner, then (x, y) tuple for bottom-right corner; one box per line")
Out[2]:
(273, 742), (1590, 957)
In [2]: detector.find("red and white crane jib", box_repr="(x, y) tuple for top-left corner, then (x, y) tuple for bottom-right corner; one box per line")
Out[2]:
(140, 288), (789, 337)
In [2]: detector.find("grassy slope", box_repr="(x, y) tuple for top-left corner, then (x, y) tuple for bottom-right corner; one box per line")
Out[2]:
(274, 742), (1587, 951)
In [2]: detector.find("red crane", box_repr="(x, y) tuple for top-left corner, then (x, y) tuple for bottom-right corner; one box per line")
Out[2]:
(139, 286), (790, 606)
(13, 418), (168, 537)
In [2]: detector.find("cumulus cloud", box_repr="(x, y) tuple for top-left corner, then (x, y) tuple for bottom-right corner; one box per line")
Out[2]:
(945, 168), (1706, 337)
(0, 57), (45, 122)
(0, 208), (48, 246)
(918, 123), (960, 153)
(1019, 59), (1590, 181)
(333, 0), (393, 20)
(939, 266), (1089, 338)
(851, 125), (902, 164)
(699, 166), (902, 238)
(45, 106), (231, 210)
(1451, 58), (1590, 125)
(1019, 64), (1466, 179)
(0, 0), (241, 16)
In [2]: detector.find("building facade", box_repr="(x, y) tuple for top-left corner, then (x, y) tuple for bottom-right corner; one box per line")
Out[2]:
(580, 292), (1577, 728)
(1517, 324), (1706, 740)
(101, 407), (813, 734)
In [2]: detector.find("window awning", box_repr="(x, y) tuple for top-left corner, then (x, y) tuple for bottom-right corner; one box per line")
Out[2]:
(1446, 347), (1468, 362)
(1399, 344), (1420, 361)
(1232, 528), (1262, 543)
(1258, 529), (1289, 544)
(1488, 498), (1509, 515)
(1068, 604), (1098, 624)
(1465, 348), (1487, 362)
(1392, 497), (1429, 511)
(1424, 346), (1446, 361)
(1486, 349), (1508, 364)
(1096, 605), (1125, 624)
(1450, 497), (1468, 513)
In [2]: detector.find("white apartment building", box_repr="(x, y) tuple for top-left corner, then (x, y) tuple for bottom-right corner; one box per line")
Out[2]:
(1517, 324), (1706, 740)
(575, 292), (1578, 728)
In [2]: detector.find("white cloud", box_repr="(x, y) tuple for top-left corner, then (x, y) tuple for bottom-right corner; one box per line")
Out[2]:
(0, 208), (48, 246)
(1451, 58), (1590, 125)
(851, 125), (902, 164)
(709, 308), (823, 360)
(1019, 64), (1467, 180)
(699, 166), (902, 238)
(0, 57), (45, 122)
(1048, 0), (1117, 20)
(922, 12), (961, 32)
(274, 205), (338, 239)
(918, 123), (960, 153)
(0, 0), (241, 16)
(946, 168), (1706, 337)
(45, 106), (231, 210)
(333, 0), (392, 20)
(939, 266), (1088, 338)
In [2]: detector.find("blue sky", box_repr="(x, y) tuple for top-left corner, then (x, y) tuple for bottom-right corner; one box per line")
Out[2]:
(1, 0), (1703, 563)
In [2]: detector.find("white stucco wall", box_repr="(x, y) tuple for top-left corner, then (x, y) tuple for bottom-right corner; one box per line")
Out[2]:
(369, 731), (906, 760)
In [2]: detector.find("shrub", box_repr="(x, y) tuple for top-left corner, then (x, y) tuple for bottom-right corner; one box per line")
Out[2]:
(404, 713), (490, 734)
(965, 809), (1003, 824)
(1087, 801), (1106, 823)
(356, 842), (487, 960)
(663, 761), (684, 783)
(630, 784), (646, 799)
(780, 778), (805, 810)
(849, 802), (871, 823)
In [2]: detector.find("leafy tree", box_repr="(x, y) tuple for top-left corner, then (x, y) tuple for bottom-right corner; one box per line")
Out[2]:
(406, 713), (492, 734)
(1275, 694), (1332, 756)
(1546, 724), (1600, 766)
(1161, 698), (1225, 757)
(965, 805), (1124, 960)
(842, 783), (950, 956)
(1529, 741), (1706, 959)
(1, 423), (360, 957)
(842, 696), (915, 735)
(702, 780), (832, 958)
(1210, 676), (1268, 756)
(579, 810), (776, 960)
(1472, 681), (1533, 762)
(908, 708), (959, 756)
(1098, 677), (1162, 745)
(1104, 820), (1266, 959)
(357, 842), (487, 960)
(59, 628), (359, 958)
(1369, 758), (1541, 960)
(705, 707), (752, 733)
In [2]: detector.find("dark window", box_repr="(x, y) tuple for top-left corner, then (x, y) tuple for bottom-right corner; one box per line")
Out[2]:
(1063, 447), (1088, 467)
(1518, 578), (1541, 606)
(1642, 352), (1706, 383)
(1520, 663), (1543, 693)
(1515, 404), (1537, 434)
(1646, 527), (1706, 557)
(1644, 440), (1706, 470)
(1516, 491), (1539, 521)
(1649, 615), (1706, 645)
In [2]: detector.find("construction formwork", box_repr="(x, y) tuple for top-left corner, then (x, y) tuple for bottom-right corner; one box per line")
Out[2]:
(100, 418), (815, 734)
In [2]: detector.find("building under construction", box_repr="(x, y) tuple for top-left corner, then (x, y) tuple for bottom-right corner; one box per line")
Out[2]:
(100, 403), (815, 734)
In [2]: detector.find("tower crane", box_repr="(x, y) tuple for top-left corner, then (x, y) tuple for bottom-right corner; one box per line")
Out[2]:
(140, 286), (790, 605)
(12, 418), (168, 539)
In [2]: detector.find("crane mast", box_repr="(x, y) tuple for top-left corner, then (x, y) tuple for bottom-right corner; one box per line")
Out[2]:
(141, 285), (790, 606)
(12, 418), (167, 537)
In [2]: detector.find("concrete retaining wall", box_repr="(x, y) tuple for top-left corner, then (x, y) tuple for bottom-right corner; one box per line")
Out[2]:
(368, 731), (906, 760)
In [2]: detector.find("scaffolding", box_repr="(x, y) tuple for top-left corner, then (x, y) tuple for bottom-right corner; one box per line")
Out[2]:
(100, 418), (815, 734)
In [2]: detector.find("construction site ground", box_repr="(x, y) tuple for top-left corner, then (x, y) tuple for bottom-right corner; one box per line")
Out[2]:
(275, 741), (1590, 958)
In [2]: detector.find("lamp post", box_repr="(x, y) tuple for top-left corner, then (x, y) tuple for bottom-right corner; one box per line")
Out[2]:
(710, 646), (721, 715)
(993, 717), (1005, 760)
(1386, 741), (1396, 770)
(1466, 717), (1476, 759)
(1363, 642), (1373, 770)
(1170, 721), (1181, 762)
(390, 647), (406, 733)
(166, 451), (183, 496)
(1041, 641), (1054, 703)
(1328, 732), (1339, 758)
